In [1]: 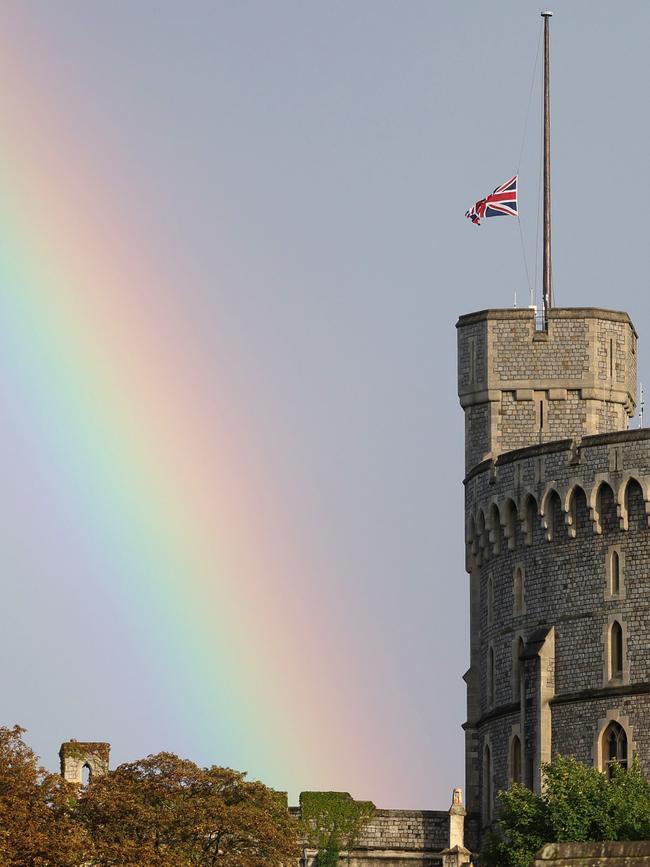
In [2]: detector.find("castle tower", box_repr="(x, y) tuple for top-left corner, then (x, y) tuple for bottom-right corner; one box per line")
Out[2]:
(456, 306), (650, 842)
(59, 740), (110, 784)
(457, 308), (637, 474)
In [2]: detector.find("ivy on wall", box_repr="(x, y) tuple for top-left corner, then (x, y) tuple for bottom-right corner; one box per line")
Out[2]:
(300, 791), (375, 864)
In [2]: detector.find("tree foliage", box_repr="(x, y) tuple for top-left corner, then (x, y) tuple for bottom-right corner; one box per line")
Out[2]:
(0, 727), (298, 866)
(77, 752), (299, 866)
(0, 725), (90, 866)
(481, 755), (650, 867)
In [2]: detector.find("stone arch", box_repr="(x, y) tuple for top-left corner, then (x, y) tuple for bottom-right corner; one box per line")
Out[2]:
(601, 614), (630, 686)
(509, 730), (523, 785)
(487, 642), (496, 707)
(540, 486), (564, 542)
(589, 480), (617, 535)
(500, 497), (518, 550)
(592, 710), (636, 775)
(466, 513), (478, 570)
(59, 742), (110, 785)
(482, 737), (494, 826)
(512, 632), (525, 701)
(617, 475), (650, 531)
(487, 501), (502, 555)
(564, 484), (588, 539)
(522, 493), (539, 546)
(476, 509), (488, 563)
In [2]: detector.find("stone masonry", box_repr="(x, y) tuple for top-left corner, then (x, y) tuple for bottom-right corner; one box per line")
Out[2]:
(59, 740), (110, 784)
(57, 739), (470, 866)
(299, 807), (450, 867)
(457, 305), (650, 850)
(457, 307), (637, 473)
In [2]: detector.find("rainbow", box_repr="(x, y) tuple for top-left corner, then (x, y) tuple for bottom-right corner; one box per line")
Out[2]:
(0, 10), (400, 800)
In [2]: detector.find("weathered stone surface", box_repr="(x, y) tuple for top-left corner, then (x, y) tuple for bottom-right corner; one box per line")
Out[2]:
(535, 840), (650, 865)
(457, 308), (637, 473)
(457, 306), (650, 849)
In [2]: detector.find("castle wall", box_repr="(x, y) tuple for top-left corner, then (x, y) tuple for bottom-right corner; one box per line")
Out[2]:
(296, 804), (461, 867)
(463, 429), (650, 836)
(535, 841), (650, 865)
(457, 308), (637, 473)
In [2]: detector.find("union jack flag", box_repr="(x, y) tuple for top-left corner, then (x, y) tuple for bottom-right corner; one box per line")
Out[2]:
(465, 175), (518, 226)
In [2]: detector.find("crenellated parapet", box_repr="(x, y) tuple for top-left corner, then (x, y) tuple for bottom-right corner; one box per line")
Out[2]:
(464, 430), (650, 571)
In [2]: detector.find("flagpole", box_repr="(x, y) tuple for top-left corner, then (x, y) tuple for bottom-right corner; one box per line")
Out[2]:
(542, 11), (553, 328)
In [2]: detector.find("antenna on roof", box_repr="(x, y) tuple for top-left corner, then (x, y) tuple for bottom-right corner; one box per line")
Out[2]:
(640, 382), (645, 428)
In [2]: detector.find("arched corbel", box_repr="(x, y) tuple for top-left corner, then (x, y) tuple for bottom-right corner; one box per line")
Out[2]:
(487, 502), (502, 555)
(521, 493), (539, 546)
(589, 482), (604, 536)
(476, 510), (488, 563)
(500, 498), (518, 551)
(616, 477), (632, 531)
(540, 486), (564, 543)
(562, 485), (582, 539)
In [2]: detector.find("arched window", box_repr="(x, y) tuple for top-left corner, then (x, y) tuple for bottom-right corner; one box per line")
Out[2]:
(489, 504), (501, 555)
(81, 763), (92, 787)
(487, 577), (494, 626)
(511, 736), (522, 785)
(513, 567), (524, 614)
(525, 498), (537, 545)
(569, 493), (578, 536)
(545, 491), (563, 542)
(515, 637), (525, 703)
(488, 646), (495, 707)
(602, 722), (628, 778)
(483, 745), (493, 824)
(610, 621), (623, 681)
(504, 499), (517, 550)
(611, 550), (620, 596)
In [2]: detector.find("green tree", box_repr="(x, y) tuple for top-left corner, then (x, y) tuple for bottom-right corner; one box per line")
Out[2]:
(482, 755), (650, 867)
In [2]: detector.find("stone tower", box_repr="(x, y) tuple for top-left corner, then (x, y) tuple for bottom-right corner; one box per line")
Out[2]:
(456, 307), (650, 841)
(59, 740), (110, 784)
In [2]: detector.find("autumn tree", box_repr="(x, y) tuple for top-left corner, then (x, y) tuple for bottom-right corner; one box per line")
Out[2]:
(76, 751), (299, 866)
(0, 725), (89, 866)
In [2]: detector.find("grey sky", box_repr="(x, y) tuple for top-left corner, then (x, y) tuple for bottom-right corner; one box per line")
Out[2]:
(2, 1), (648, 808)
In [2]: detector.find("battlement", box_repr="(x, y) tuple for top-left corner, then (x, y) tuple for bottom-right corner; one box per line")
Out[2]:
(457, 308), (638, 472)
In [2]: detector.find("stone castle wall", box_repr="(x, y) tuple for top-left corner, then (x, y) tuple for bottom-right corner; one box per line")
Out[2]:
(463, 429), (650, 833)
(535, 841), (650, 865)
(457, 308), (637, 472)
(300, 808), (449, 866)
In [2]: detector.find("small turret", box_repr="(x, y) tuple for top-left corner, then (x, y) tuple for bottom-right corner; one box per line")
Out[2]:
(457, 307), (637, 473)
(59, 740), (110, 784)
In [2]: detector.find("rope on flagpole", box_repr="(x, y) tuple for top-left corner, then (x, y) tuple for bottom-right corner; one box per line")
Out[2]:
(517, 22), (543, 175)
(516, 22), (543, 307)
(518, 217), (532, 296)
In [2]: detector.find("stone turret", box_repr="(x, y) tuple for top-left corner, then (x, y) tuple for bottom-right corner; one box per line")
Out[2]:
(457, 308), (637, 473)
(59, 740), (110, 784)
(456, 304), (650, 846)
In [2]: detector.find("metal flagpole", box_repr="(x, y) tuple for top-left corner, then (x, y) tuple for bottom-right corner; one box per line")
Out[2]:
(542, 11), (553, 329)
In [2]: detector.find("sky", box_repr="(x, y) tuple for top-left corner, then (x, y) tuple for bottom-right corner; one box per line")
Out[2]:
(1, 1), (648, 809)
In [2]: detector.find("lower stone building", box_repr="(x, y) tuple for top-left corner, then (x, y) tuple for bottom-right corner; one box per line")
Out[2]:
(59, 740), (471, 866)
